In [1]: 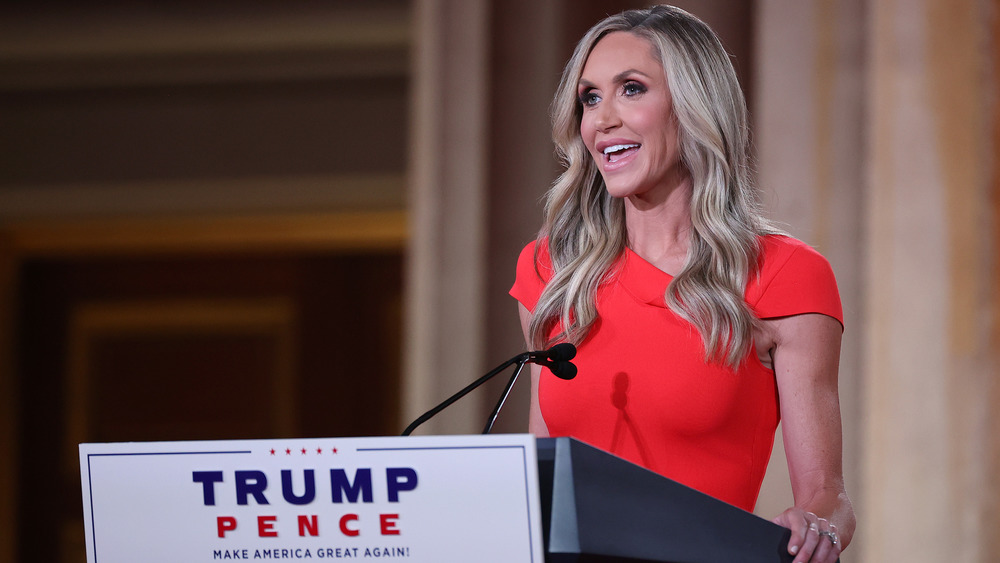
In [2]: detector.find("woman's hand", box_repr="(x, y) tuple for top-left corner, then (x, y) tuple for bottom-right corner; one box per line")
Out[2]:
(773, 506), (841, 563)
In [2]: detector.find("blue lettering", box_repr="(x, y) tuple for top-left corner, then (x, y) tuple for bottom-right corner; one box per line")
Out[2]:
(235, 470), (269, 505)
(193, 471), (224, 505)
(386, 467), (418, 502)
(330, 468), (373, 503)
(281, 469), (316, 505)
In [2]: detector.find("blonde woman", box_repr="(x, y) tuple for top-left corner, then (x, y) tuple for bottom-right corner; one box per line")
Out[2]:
(510, 6), (854, 563)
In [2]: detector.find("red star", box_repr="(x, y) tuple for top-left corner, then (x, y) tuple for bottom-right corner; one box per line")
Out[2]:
(285, 448), (292, 455)
(332, 448), (338, 454)
(316, 448), (323, 454)
(301, 448), (307, 455)
(270, 449), (276, 455)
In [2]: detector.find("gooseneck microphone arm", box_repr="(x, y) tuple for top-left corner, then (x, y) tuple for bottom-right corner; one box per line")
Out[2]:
(400, 353), (528, 436)
(481, 361), (528, 434)
(400, 344), (577, 437)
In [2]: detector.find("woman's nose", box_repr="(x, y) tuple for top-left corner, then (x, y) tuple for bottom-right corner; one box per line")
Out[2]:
(594, 100), (621, 132)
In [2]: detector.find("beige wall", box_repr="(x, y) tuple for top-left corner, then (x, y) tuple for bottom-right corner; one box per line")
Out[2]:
(865, 0), (995, 561)
(754, 0), (997, 561)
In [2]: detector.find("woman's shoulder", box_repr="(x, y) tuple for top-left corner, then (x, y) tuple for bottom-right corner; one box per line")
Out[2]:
(517, 237), (552, 271)
(750, 234), (843, 324)
(759, 233), (823, 256)
(511, 237), (553, 312)
(757, 234), (833, 275)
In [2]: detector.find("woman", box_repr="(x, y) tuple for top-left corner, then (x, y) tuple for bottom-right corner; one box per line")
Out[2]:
(510, 6), (854, 563)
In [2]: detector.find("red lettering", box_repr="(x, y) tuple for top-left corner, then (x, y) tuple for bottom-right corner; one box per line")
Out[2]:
(380, 513), (400, 535)
(217, 516), (237, 538)
(339, 513), (360, 537)
(258, 515), (278, 537)
(298, 514), (319, 537)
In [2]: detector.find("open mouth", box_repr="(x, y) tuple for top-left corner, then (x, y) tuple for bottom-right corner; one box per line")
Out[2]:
(602, 143), (640, 163)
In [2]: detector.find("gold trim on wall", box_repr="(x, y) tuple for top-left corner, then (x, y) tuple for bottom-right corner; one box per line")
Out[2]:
(4, 210), (408, 258)
(0, 174), (407, 221)
(64, 298), (298, 474)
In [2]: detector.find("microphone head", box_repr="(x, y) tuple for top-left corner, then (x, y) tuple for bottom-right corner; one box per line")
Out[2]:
(548, 342), (577, 362)
(547, 360), (577, 380)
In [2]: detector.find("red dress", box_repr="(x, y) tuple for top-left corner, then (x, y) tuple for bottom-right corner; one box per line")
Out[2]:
(510, 235), (843, 511)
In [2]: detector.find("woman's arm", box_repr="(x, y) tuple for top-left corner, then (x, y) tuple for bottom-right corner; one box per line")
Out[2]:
(765, 313), (855, 563)
(518, 303), (550, 437)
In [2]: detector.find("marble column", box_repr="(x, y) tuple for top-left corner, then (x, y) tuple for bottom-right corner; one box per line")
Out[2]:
(404, 0), (491, 433)
(864, 0), (995, 560)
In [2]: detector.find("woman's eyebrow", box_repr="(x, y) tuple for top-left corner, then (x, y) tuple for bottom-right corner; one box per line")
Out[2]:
(578, 68), (652, 89)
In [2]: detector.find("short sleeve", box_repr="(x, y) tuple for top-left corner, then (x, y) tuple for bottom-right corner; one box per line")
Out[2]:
(747, 236), (844, 327)
(510, 239), (552, 312)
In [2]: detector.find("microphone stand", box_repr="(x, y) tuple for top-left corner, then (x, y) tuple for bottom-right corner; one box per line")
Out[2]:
(401, 354), (528, 436)
(481, 361), (528, 434)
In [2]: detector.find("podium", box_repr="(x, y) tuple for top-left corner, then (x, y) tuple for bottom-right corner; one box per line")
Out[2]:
(79, 435), (809, 562)
(537, 437), (795, 562)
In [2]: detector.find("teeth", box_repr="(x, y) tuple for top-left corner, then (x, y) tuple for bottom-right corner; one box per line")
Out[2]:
(603, 144), (639, 155)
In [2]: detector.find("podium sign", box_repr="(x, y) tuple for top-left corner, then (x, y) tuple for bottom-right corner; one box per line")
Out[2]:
(80, 434), (544, 563)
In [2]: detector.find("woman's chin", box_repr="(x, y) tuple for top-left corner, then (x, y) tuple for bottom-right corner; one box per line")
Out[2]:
(602, 182), (642, 200)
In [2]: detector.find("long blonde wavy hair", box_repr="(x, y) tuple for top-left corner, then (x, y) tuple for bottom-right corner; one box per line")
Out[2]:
(529, 5), (780, 369)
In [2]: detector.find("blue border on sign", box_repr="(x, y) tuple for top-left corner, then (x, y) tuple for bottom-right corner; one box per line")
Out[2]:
(85, 450), (252, 563)
(356, 444), (538, 563)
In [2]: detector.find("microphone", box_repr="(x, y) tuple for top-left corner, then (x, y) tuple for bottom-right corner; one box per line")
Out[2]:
(401, 343), (578, 436)
(526, 343), (577, 380)
(527, 342), (577, 363)
(539, 358), (577, 380)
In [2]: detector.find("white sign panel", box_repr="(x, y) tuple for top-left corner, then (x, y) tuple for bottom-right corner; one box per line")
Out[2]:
(80, 434), (544, 563)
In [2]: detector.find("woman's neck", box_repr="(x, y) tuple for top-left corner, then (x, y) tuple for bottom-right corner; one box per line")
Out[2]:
(624, 180), (693, 276)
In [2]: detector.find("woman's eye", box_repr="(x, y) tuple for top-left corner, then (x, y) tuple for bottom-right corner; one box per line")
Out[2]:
(579, 91), (600, 107)
(623, 81), (646, 96)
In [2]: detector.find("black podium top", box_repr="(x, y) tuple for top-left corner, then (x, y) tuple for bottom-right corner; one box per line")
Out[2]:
(536, 437), (805, 563)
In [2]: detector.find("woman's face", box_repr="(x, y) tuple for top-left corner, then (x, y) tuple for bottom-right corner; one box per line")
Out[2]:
(578, 32), (686, 201)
